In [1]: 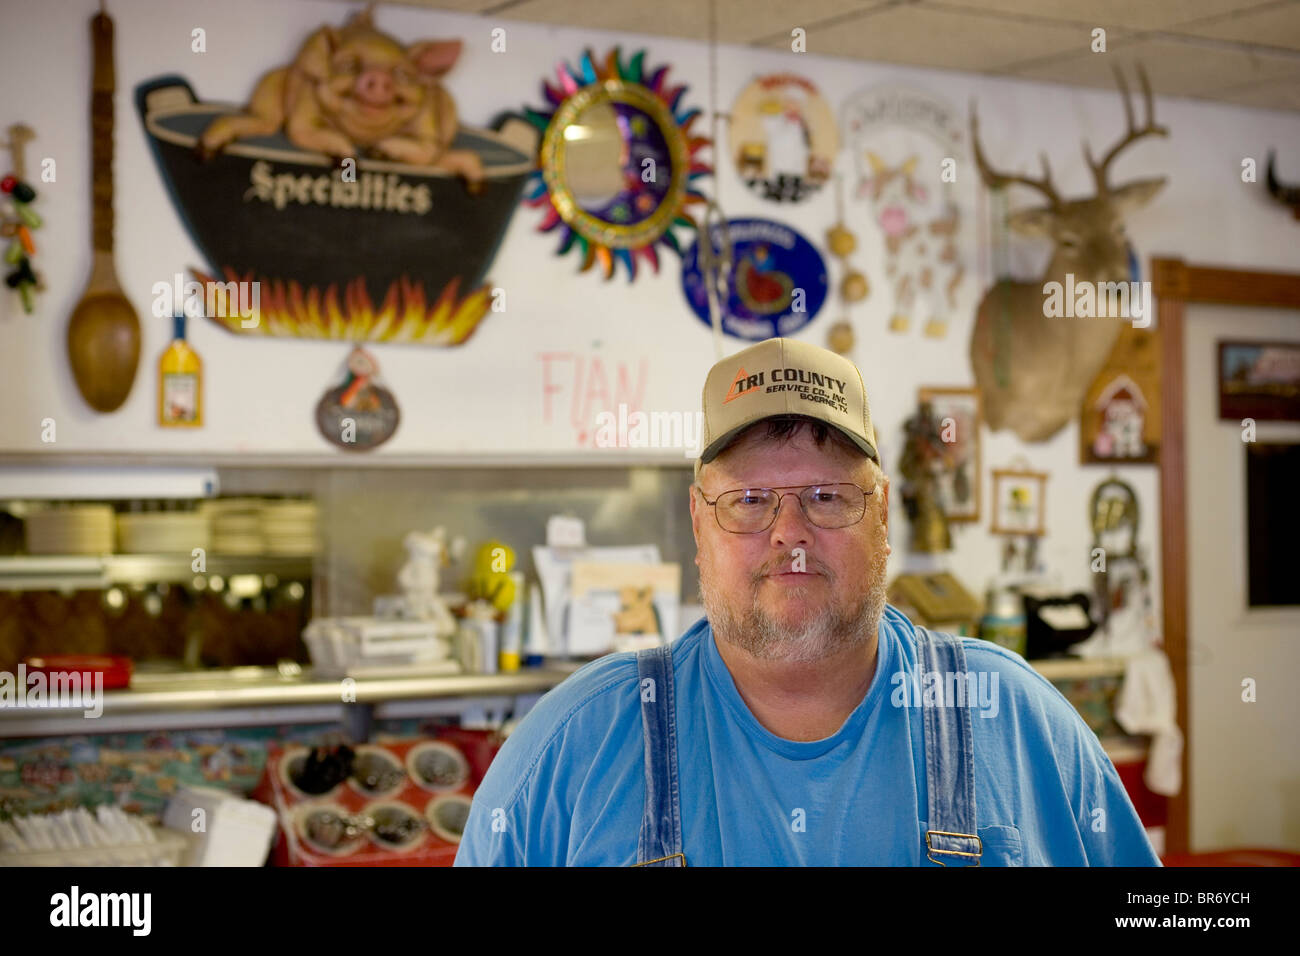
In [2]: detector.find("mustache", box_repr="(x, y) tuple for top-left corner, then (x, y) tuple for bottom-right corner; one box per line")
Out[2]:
(756, 553), (829, 579)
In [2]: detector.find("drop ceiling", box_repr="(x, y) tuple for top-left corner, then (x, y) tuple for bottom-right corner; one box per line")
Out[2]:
(385, 0), (1300, 112)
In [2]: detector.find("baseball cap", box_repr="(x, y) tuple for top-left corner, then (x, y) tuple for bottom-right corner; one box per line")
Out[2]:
(695, 337), (879, 479)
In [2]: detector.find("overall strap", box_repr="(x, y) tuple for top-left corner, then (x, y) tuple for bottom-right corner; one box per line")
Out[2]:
(634, 642), (686, 866)
(916, 626), (982, 866)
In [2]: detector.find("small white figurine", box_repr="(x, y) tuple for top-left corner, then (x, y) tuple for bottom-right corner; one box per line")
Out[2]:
(397, 526), (466, 638)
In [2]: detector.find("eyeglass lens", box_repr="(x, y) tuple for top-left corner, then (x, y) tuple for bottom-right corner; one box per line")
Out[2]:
(715, 484), (866, 532)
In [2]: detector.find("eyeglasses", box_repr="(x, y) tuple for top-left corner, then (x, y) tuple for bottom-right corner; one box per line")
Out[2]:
(697, 483), (873, 534)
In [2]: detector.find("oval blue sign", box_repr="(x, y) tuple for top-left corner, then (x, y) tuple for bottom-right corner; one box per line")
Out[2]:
(682, 218), (828, 341)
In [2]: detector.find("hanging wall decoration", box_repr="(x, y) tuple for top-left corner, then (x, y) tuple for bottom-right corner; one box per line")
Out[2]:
(315, 346), (400, 451)
(729, 73), (838, 203)
(842, 85), (966, 338)
(898, 399), (953, 553)
(68, 9), (141, 414)
(1086, 475), (1156, 649)
(137, 7), (532, 345)
(1, 124), (43, 314)
(681, 218), (828, 341)
(917, 386), (982, 522)
(1080, 324), (1161, 464)
(519, 48), (711, 281)
(824, 175), (867, 355)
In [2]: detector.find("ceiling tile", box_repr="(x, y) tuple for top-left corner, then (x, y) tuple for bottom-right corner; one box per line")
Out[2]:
(919, 0), (1282, 31)
(478, 0), (885, 45)
(719, 0), (896, 44)
(385, 0), (506, 13)
(1164, 2), (1300, 52)
(1208, 72), (1300, 110)
(755, 4), (1110, 72)
(1003, 36), (1300, 97)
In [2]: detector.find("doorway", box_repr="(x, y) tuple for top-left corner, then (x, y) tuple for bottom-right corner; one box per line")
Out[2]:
(1154, 259), (1300, 855)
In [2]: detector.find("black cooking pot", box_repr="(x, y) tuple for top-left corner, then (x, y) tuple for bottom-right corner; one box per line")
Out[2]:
(135, 76), (532, 341)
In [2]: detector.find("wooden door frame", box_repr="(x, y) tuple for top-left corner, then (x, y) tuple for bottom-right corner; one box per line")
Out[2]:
(1151, 258), (1300, 855)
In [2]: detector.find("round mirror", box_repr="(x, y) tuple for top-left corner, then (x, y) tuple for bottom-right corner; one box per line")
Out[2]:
(559, 98), (674, 228)
(524, 50), (711, 279)
(560, 101), (625, 210)
(542, 81), (686, 250)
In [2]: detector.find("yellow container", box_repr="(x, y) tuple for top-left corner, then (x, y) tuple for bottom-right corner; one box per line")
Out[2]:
(159, 313), (202, 427)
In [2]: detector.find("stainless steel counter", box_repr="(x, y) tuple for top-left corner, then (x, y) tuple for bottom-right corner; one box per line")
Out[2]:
(0, 664), (577, 737)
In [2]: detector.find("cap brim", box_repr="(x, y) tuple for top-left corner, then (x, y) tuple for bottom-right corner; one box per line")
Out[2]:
(695, 417), (879, 476)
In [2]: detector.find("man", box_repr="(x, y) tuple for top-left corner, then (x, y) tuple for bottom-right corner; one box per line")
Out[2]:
(456, 337), (1160, 866)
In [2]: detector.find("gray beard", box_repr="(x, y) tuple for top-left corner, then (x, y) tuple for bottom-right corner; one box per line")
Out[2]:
(698, 542), (889, 664)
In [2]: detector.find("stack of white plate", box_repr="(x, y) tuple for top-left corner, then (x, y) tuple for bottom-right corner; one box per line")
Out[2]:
(25, 505), (115, 555)
(117, 512), (211, 554)
(262, 500), (318, 556)
(200, 498), (264, 555)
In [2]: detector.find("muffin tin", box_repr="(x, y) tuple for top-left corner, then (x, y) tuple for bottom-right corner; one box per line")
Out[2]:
(254, 731), (501, 867)
(406, 741), (471, 793)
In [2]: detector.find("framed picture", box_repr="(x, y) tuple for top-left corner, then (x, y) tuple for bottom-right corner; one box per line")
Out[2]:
(1218, 340), (1300, 422)
(918, 386), (982, 522)
(990, 468), (1048, 536)
(570, 562), (681, 656)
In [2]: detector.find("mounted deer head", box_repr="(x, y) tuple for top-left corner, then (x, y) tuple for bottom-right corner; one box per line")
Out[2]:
(1266, 151), (1300, 219)
(969, 66), (1167, 442)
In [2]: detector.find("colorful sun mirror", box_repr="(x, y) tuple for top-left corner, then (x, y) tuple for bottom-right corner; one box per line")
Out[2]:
(521, 49), (711, 280)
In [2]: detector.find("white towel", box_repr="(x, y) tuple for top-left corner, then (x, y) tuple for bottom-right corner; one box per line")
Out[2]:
(1114, 649), (1183, 796)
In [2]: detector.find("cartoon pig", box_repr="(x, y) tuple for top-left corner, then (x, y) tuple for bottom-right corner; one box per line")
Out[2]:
(199, 7), (484, 186)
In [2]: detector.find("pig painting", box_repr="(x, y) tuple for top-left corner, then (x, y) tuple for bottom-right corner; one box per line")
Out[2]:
(199, 7), (483, 185)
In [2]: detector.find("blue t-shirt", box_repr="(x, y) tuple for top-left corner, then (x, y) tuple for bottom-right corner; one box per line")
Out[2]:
(455, 605), (1161, 866)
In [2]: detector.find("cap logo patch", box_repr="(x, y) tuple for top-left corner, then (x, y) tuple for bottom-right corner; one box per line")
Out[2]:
(724, 367), (764, 404)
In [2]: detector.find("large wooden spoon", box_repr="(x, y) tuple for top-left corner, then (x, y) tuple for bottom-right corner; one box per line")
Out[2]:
(67, 9), (140, 413)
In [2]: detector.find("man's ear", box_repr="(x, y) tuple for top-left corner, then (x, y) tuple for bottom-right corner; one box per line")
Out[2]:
(689, 483), (702, 553)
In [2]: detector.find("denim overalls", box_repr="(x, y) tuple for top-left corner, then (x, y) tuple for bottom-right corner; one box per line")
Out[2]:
(633, 625), (983, 866)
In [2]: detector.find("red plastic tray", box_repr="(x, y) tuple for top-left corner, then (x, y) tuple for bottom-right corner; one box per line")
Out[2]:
(23, 654), (133, 690)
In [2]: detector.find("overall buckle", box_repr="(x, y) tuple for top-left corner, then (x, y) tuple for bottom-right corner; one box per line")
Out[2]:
(632, 852), (687, 867)
(925, 830), (983, 867)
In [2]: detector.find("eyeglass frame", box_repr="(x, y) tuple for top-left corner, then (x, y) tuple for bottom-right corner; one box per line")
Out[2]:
(695, 482), (876, 534)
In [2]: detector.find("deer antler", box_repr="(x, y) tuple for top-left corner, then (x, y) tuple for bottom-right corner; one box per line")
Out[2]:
(970, 103), (1061, 208)
(1085, 65), (1169, 196)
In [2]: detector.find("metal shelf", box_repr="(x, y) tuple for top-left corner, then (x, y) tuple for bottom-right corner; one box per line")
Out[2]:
(0, 553), (314, 591)
(0, 665), (572, 738)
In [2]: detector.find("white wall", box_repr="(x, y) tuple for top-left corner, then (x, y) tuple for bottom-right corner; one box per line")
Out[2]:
(3, 1), (1300, 822)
